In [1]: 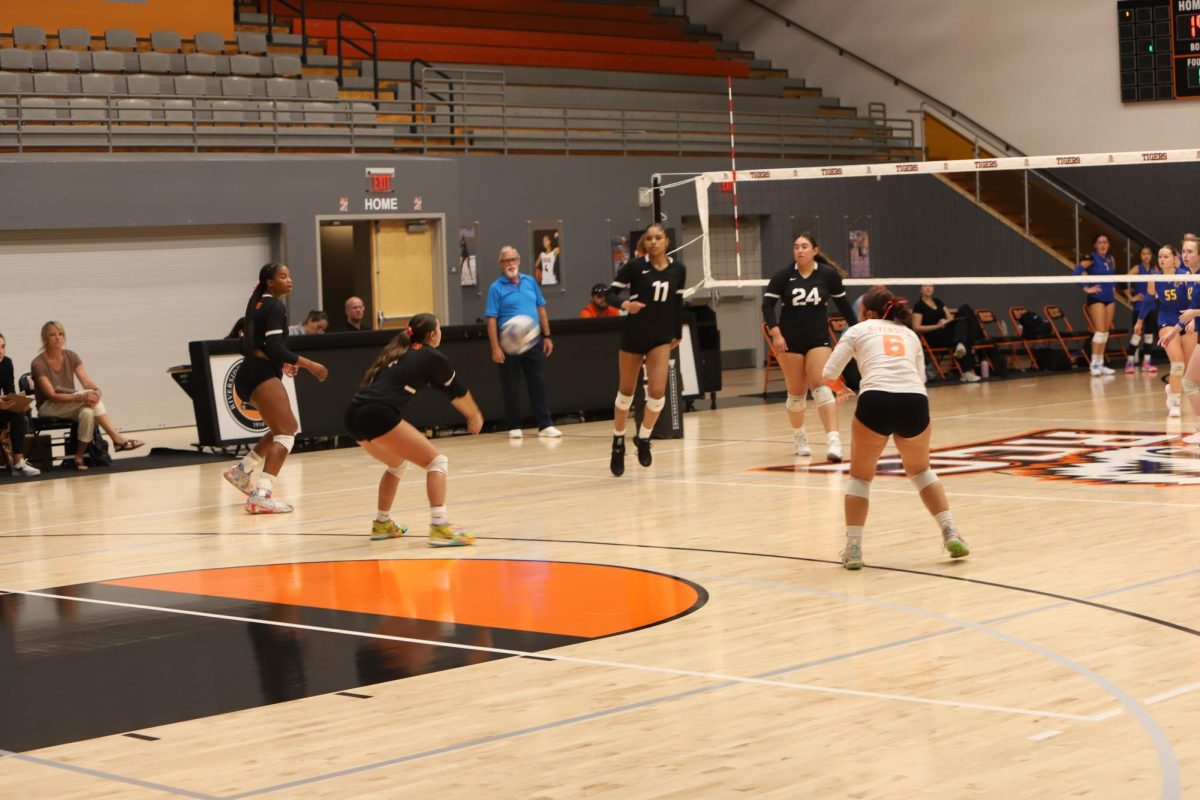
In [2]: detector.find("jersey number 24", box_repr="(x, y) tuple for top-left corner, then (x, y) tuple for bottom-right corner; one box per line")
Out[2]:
(791, 287), (823, 306)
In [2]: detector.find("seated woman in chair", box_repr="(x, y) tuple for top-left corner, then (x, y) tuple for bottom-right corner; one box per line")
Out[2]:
(0, 333), (40, 476)
(912, 283), (982, 382)
(30, 320), (144, 470)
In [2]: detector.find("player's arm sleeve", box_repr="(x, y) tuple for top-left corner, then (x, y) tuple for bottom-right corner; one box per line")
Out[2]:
(761, 270), (784, 327)
(1138, 292), (1156, 320)
(833, 293), (857, 324)
(822, 330), (856, 381)
(262, 302), (299, 365)
(606, 260), (635, 307)
(431, 351), (468, 399)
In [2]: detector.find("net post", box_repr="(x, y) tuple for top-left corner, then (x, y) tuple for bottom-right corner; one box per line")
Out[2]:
(652, 175), (663, 224)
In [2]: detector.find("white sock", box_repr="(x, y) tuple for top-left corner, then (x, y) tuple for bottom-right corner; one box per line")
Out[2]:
(828, 430), (841, 442)
(613, 427), (626, 437)
(256, 473), (276, 494)
(375, 509), (391, 523)
(1091, 355), (1102, 367)
(935, 510), (955, 533)
(793, 427), (805, 438)
(638, 424), (654, 440)
(431, 505), (448, 525)
(846, 525), (864, 543)
(241, 450), (264, 471)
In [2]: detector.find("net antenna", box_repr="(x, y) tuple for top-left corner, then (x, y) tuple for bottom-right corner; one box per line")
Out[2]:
(726, 75), (744, 284)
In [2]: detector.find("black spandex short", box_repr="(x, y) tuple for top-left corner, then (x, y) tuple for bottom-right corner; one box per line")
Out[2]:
(344, 400), (402, 441)
(854, 391), (930, 439)
(1085, 297), (1114, 307)
(620, 336), (674, 356)
(781, 333), (832, 355)
(235, 356), (283, 402)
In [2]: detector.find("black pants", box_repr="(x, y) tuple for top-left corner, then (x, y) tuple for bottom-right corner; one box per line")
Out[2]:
(926, 305), (978, 370)
(0, 409), (28, 456)
(498, 344), (552, 430)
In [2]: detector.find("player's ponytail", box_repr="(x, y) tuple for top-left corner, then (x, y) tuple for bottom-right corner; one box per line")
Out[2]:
(361, 313), (439, 387)
(862, 288), (912, 327)
(242, 262), (285, 357)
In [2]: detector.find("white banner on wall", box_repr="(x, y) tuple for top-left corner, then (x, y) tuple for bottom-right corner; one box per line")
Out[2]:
(209, 354), (301, 442)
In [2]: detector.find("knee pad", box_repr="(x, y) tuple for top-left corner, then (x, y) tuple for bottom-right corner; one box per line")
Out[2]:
(1184, 379), (1200, 397)
(387, 463), (408, 478)
(1130, 333), (1141, 346)
(644, 395), (666, 413)
(785, 394), (806, 412)
(909, 468), (938, 491)
(845, 477), (871, 499)
(614, 392), (634, 411)
(1171, 361), (1185, 377)
(811, 385), (835, 407)
(425, 454), (448, 474)
(1092, 331), (1108, 345)
(1144, 334), (1155, 345)
(274, 434), (295, 454)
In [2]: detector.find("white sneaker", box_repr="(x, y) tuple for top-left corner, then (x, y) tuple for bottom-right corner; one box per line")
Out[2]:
(245, 490), (293, 514)
(953, 342), (967, 359)
(1181, 431), (1200, 445)
(793, 429), (811, 457)
(961, 371), (981, 383)
(1099, 365), (1115, 375)
(1169, 404), (1182, 418)
(14, 461), (40, 477)
(943, 529), (970, 559)
(826, 432), (844, 463)
(841, 540), (863, 570)
(222, 462), (254, 496)
(1090, 364), (1103, 377)
(508, 429), (523, 439)
(538, 426), (563, 438)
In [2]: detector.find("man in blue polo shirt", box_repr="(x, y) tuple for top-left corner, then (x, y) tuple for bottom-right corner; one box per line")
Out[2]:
(485, 245), (562, 439)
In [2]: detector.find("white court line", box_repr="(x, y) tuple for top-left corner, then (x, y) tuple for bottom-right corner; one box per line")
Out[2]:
(1029, 730), (1062, 741)
(1146, 682), (1200, 705)
(946, 385), (1165, 418)
(0, 586), (1095, 722)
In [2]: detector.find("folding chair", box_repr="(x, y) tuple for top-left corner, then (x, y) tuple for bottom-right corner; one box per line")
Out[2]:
(760, 323), (785, 394)
(18, 372), (77, 469)
(827, 315), (849, 343)
(975, 308), (1025, 371)
(917, 331), (961, 381)
(1042, 304), (1093, 367)
(1079, 302), (1130, 364)
(1008, 306), (1061, 370)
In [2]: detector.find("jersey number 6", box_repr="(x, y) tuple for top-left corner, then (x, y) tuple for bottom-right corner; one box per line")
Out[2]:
(882, 334), (906, 356)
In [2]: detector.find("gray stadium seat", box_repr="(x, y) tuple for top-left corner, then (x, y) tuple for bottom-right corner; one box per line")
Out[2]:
(138, 52), (171, 74)
(351, 102), (376, 127)
(220, 76), (252, 97)
(116, 98), (154, 122)
(32, 73), (68, 94)
(125, 74), (161, 96)
(163, 98), (198, 122)
(304, 101), (335, 125)
(104, 29), (138, 51)
(19, 97), (63, 122)
(150, 31), (183, 53)
(185, 53), (217, 76)
(69, 97), (106, 121)
(45, 49), (79, 73)
(265, 77), (298, 98)
(0, 49), (34, 72)
(235, 32), (268, 55)
(90, 50), (124, 73)
(0, 72), (19, 93)
(271, 55), (302, 78)
(307, 79), (339, 100)
(13, 26), (47, 48)
(229, 54), (259, 77)
(193, 32), (226, 55)
(173, 75), (208, 96)
(57, 28), (92, 50)
(81, 73), (115, 94)
(211, 100), (246, 123)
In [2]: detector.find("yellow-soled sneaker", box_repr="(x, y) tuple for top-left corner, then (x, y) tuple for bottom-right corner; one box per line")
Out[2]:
(370, 520), (408, 540)
(428, 523), (474, 547)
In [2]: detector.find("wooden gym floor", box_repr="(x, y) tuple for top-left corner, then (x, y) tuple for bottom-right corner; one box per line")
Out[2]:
(1, 367), (1198, 799)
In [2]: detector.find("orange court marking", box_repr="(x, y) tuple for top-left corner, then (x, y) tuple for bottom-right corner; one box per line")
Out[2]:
(103, 559), (704, 639)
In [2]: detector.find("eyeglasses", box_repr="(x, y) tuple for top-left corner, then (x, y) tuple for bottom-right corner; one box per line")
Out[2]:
(500, 257), (519, 263)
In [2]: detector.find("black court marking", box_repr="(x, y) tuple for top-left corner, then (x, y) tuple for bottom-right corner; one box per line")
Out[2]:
(334, 691), (372, 699)
(476, 536), (1200, 638)
(122, 733), (160, 742)
(520, 654), (555, 661)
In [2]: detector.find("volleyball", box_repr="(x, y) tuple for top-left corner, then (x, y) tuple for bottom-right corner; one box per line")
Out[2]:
(500, 314), (540, 355)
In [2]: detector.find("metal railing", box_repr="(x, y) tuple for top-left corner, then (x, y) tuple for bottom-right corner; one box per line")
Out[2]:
(266, 0), (308, 64)
(335, 13), (378, 100)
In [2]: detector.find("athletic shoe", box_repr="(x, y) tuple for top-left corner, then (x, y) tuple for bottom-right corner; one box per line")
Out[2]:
(961, 372), (981, 383)
(953, 342), (967, 359)
(508, 429), (523, 439)
(1125, 361), (1136, 374)
(1099, 365), (1116, 375)
(1182, 431), (1200, 445)
(841, 541), (863, 570)
(943, 530), (970, 559)
(245, 490), (293, 514)
(1169, 404), (1182, 418)
(14, 461), (40, 477)
(633, 435), (653, 467)
(1090, 364), (1103, 377)
(1144, 362), (1158, 374)
(428, 523), (474, 547)
(794, 429), (811, 457)
(538, 426), (563, 438)
(223, 463), (254, 496)
(610, 436), (626, 477)
(370, 519), (408, 540)
(826, 433), (843, 463)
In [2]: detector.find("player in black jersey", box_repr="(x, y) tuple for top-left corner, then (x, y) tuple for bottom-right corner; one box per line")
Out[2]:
(604, 223), (686, 475)
(762, 233), (856, 462)
(346, 313), (483, 547)
(222, 263), (329, 514)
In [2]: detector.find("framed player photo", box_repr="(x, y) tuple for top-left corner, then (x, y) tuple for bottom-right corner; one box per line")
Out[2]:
(458, 223), (478, 288)
(529, 220), (562, 287)
(848, 228), (871, 278)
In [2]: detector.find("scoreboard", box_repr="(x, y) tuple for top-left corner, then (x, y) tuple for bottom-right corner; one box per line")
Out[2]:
(1118, 0), (1200, 101)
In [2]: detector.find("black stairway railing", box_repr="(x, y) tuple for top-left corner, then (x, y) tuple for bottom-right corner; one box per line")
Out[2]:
(336, 13), (378, 100)
(409, 58), (457, 144)
(266, 0), (308, 64)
